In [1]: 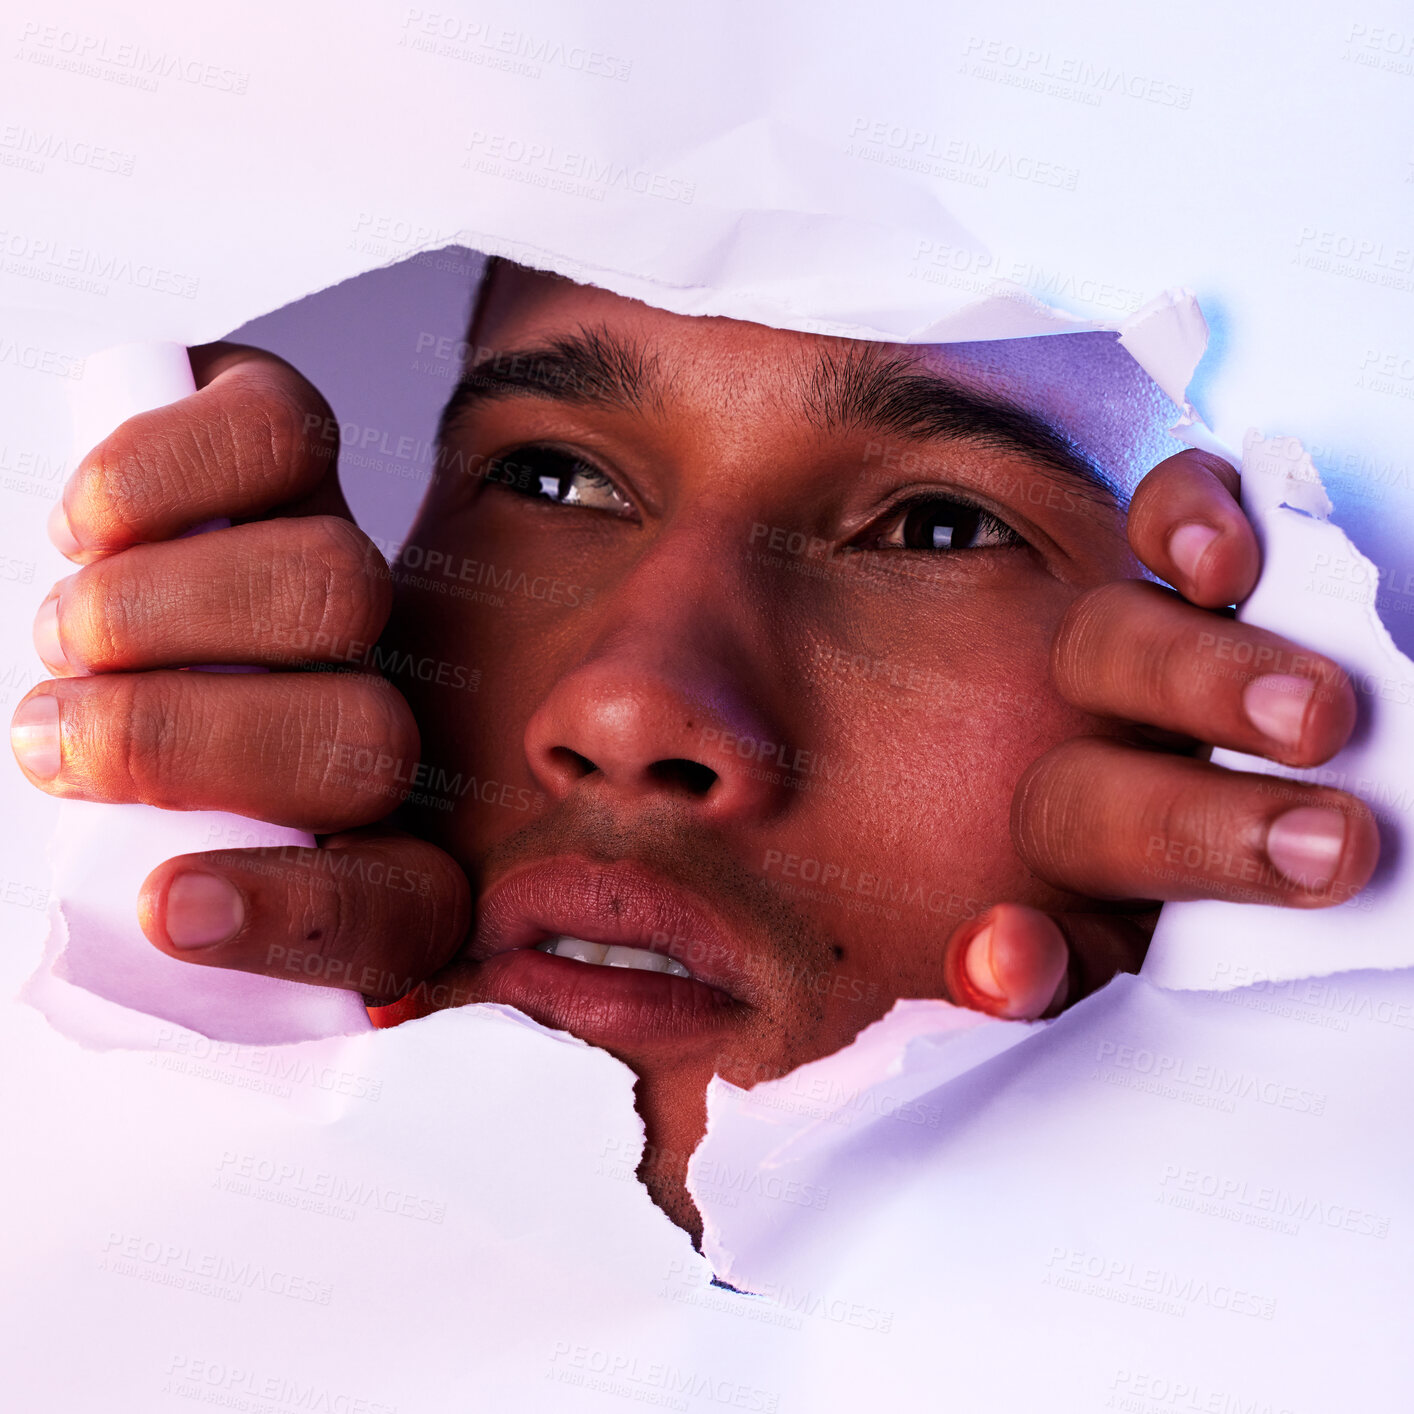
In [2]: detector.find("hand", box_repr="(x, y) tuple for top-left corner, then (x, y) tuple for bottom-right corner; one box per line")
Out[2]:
(944, 448), (1379, 1021)
(10, 343), (470, 1002)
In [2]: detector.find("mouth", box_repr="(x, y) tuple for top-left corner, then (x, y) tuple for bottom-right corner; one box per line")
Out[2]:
(458, 856), (754, 1048)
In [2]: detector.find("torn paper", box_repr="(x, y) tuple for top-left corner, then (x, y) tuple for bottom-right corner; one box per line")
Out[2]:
(10, 942), (1414, 1412)
(682, 967), (1414, 1410)
(688, 998), (1042, 1284)
(3, 4), (1414, 1411)
(1145, 430), (1414, 989)
(23, 341), (371, 1046)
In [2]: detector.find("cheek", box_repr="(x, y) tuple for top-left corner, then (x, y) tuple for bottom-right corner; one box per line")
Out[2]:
(382, 526), (577, 858)
(801, 578), (1092, 906)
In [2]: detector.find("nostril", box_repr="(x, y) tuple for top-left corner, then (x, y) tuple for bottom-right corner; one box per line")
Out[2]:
(548, 747), (598, 781)
(646, 758), (718, 797)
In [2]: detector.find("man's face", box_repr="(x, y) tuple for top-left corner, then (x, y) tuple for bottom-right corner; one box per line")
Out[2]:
(381, 263), (1174, 1225)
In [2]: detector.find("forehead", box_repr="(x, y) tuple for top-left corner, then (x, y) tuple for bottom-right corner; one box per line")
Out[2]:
(473, 265), (1179, 490)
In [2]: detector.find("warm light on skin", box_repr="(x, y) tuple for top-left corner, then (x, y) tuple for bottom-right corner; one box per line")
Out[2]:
(377, 266), (1176, 1234)
(14, 267), (1374, 1244)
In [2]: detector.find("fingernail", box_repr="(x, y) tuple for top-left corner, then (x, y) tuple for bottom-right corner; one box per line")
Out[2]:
(164, 872), (245, 949)
(32, 594), (68, 673)
(47, 499), (80, 557)
(1267, 807), (1346, 889)
(10, 693), (61, 779)
(963, 921), (1007, 1001)
(1168, 522), (1219, 585)
(1243, 673), (1315, 747)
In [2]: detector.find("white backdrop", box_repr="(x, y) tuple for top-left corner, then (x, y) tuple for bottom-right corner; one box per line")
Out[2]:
(3, 2), (1413, 1408)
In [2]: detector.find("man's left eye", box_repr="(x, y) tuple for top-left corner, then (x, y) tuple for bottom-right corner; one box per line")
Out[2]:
(870, 497), (1023, 551)
(490, 444), (636, 518)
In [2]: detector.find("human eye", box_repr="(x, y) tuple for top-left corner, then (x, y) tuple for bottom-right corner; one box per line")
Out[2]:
(863, 494), (1024, 552)
(485, 443), (637, 519)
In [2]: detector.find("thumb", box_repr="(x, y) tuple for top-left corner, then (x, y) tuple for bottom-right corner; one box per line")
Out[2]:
(944, 903), (1070, 1020)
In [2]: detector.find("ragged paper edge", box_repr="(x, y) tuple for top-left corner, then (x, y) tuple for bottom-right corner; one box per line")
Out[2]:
(17, 344), (381, 1051)
(378, 234), (1155, 347)
(305, 233), (1107, 349)
(688, 998), (1043, 1284)
(687, 286), (1414, 1275)
(1143, 430), (1414, 989)
(36, 258), (1412, 1260)
(27, 268), (1211, 1060)
(23, 272), (1254, 1260)
(26, 800), (375, 1051)
(1108, 290), (1414, 989)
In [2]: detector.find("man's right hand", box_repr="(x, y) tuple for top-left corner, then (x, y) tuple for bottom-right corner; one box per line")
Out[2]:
(11, 343), (470, 1003)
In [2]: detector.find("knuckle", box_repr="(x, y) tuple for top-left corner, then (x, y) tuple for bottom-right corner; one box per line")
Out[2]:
(1181, 448), (1240, 483)
(71, 426), (160, 545)
(1137, 610), (1195, 712)
(1124, 466), (1176, 544)
(409, 842), (472, 945)
(369, 677), (420, 759)
(1148, 773), (1231, 864)
(217, 382), (303, 497)
(63, 675), (181, 806)
(337, 674), (418, 757)
(295, 517), (391, 644)
(57, 565), (118, 668)
(1010, 740), (1088, 877)
(298, 862), (350, 967)
(119, 676), (190, 809)
(306, 678), (419, 823)
(1051, 582), (1128, 701)
(255, 367), (337, 481)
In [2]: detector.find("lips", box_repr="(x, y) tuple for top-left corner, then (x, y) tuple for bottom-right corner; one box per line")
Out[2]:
(455, 856), (755, 1047)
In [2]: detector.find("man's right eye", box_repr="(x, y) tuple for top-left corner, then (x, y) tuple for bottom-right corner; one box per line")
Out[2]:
(486, 444), (636, 519)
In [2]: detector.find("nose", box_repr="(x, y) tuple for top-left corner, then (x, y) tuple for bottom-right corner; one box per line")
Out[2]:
(522, 544), (792, 824)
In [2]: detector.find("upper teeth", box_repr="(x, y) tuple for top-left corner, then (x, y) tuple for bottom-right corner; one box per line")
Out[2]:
(535, 936), (691, 978)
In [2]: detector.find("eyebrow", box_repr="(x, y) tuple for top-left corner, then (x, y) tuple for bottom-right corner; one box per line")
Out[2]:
(437, 325), (661, 440)
(438, 326), (1121, 505)
(804, 342), (1121, 504)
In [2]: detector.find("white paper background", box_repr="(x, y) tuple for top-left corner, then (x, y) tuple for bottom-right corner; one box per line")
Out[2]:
(4, 1), (1414, 1407)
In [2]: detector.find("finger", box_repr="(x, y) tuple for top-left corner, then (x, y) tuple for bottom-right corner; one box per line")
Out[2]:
(50, 342), (345, 563)
(1053, 580), (1357, 768)
(944, 903), (1155, 1019)
(9, 672), (418, 832)
(35, 516), (391, 675)
(1127, 449), (1259, 608)
(1012, 737), (1380, 907)
(945, 903), (1069, 1019)
(137, 832), (471, 1004)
